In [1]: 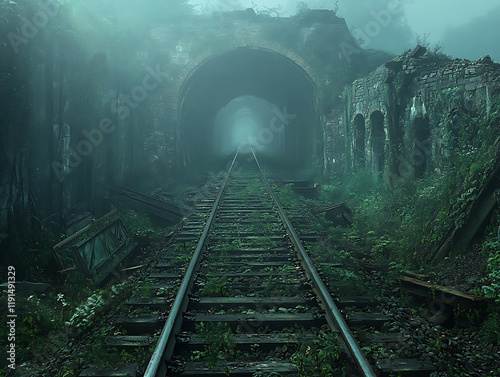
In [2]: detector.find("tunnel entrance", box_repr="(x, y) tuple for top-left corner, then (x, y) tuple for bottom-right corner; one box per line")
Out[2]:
(178, 47), (318, 167)
(213, 95), (286, 157)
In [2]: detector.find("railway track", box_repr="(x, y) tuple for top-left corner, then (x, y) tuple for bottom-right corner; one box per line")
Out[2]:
(79, 148), (435, 377)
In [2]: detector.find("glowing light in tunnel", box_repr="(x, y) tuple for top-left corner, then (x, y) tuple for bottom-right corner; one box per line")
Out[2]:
(213, 95), (287, 156)
(231, 116), (259, 148)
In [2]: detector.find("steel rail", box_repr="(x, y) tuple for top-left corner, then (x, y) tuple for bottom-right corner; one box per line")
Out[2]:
(143, 147), (241, 377)
(250, 147), (377, 377)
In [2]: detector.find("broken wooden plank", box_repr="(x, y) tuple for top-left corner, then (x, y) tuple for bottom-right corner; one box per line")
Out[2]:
(315, 202), (353, 227)
(400, 276), (486, 307)
(401, 270), (428, 280)
(110, 186), (187, 223)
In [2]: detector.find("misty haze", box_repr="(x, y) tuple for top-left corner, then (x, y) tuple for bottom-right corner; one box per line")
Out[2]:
(1, 1), (500, 377)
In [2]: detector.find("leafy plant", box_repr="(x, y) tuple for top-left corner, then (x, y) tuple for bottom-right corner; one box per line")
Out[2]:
(479, 307), (500, 345)
(361, 343), (393, 360)
(290, 331), (346, 376)
(65, 293), (106, 330)
(120, 210), (156, 240)
(194, 322), (236, 367)
(199, 276), (231, 297)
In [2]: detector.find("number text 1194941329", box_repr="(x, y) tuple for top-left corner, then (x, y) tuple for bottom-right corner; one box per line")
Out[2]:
(7, 266), (16, 370)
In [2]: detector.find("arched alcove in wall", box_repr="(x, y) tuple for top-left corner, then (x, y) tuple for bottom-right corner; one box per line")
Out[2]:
(353, 114), (366, 167)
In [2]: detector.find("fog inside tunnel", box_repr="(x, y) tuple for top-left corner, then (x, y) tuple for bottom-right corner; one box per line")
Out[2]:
(232, 116), (259, 148)
(213, 96), (286, 156)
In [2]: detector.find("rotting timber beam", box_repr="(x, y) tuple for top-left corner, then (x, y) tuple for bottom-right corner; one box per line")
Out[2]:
(109, 186), (188, 223)
(400, 276), (486, 309)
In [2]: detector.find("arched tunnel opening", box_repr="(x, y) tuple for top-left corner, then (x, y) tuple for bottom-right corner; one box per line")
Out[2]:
(178, 47), (319, 168)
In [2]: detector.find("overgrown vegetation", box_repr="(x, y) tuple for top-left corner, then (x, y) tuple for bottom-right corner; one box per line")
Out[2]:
(119, 209), (163, 244)
(290, 330), (346, 376)
(192, 322), (236, 368)
(321, 95), (500, 276)
(0, 278), (134, 376)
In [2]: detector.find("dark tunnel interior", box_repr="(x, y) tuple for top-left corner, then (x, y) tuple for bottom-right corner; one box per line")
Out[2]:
(178, 47), (318, 167)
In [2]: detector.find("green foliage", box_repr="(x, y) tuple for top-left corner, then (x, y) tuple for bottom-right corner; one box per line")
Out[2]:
(276, 184), (302, 209)
(290, 331), (346, 376)
(65, 293), (105, 330)
(0, 281), (126, 374)
(327, 267), (367, 296)
(481, 226), (500, 302)
(325, 94), (500, 272)
(119, 210), (156, 240)
(318, 184), (344, 204)
(199, 276), (230, 297)
(172, 242), (195, 264)
(194, 322), (235, 367)
(479, 307), (500, 345)
(55, 366), (77, 377)
(240, 179), (265, 196)
(361, 343), (395, 360)
(308, 242), (352, 269)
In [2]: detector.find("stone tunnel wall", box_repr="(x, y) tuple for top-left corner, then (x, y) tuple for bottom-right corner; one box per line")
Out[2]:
(165, 9), (386, 166)
(336, 50), (500, 183)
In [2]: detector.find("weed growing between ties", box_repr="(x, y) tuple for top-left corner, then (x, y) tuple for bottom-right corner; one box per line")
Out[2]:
(199, 275), (231, 297)
(290, 330), (348, 376)
(192, 322), (236, 368)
